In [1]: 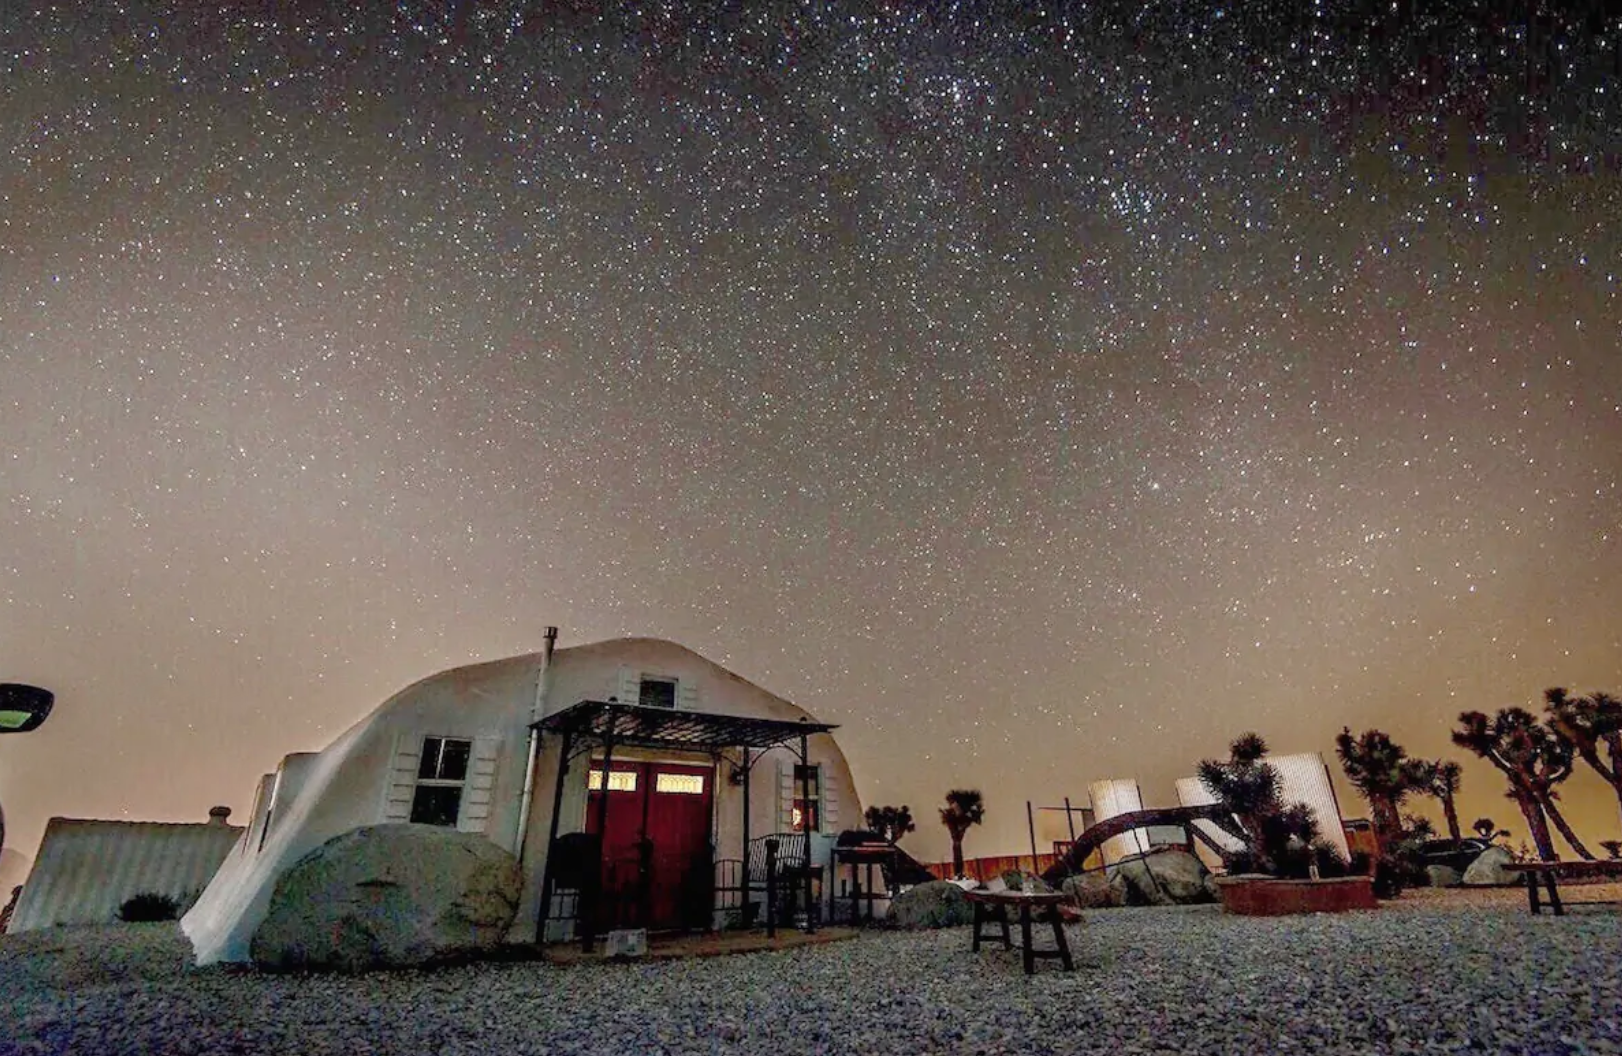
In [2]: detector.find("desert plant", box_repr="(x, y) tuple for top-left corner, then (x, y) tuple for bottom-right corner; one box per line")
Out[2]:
(1197, 733), (1324, 878)
(1601, 840), (1622, 860)
(1472, 817), (1510, 843)
(1545, 687), (1622, 827)
(1335, 728), (1432, 854)
(863, 804), (917, 845)
(1454, 708), (1593, 861)
(1424, 760), (1465, 842)
(938, 789), (985, 879)
(118, 891), (182, 923)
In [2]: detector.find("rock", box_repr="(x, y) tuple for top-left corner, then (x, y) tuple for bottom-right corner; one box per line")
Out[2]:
(1108, 849), (1216, 906)
(1000, 869), (1053, 894)
(1062, 871), (1123, 909)
(250, 824), (523, 972)
(886, 880), (975, 929)
(1426, 864), (1463, 888)
(1462, 846), (1517, 887)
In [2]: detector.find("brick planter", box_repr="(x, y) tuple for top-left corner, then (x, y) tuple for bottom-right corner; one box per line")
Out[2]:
(1214, 875), (1378, 916)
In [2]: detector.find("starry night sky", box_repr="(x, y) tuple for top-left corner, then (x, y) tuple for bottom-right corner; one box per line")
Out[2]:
(2, 2), (1619, 865)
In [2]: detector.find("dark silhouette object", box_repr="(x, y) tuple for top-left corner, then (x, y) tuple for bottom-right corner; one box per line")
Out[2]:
(119, 892), (182, 923)
(0, 684), (53, 734)
(1040, 803), (1249, 886)
(939, 790), (985, 879)
(1472, 817), (1510, 843)
(1601, 840), (1622, 861)
(1545, 687), (1622, 827)
(1198, 733), (1340, 879)
(1334, 728), (1431, 856)
(864, 805), (917, 845)
(1423, 761), (1465, 842)
(1453, 709), (1593, 862)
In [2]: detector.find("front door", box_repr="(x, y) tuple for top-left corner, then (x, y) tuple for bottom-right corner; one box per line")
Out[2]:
(586, 760), (715, 930)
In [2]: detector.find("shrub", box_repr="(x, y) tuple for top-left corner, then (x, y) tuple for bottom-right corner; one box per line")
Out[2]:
(118, 892), (182, 923)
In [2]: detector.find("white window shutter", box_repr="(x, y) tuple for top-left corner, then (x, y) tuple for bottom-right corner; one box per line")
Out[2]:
(777, 757), (795, 831)
(457, 736), (502, 834)
(821, 765), (838, 832)
(381, 734), (420, 823)
(677, 679), (698, 710)
(615, 666), (638, 705)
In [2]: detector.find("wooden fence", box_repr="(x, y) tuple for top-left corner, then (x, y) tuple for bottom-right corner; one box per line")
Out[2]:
(924, 852), (1060, 883)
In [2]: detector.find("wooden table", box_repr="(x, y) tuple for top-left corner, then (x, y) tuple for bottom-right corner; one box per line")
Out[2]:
(1505, 860), (1622, 915)
(965, 889), (1074, 974)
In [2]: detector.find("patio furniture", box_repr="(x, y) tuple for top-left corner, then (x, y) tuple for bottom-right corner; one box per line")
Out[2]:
(965, 888), (1074, 974)
(715, 832), (821, 935)
(833, 841), (898, 924)
(1504, 860), (1622, 915)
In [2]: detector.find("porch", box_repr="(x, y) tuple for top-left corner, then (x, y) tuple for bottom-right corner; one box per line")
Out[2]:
(529, 700), (848, 951)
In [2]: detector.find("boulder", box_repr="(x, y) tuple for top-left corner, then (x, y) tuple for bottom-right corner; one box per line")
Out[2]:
(1108, 849), (1216, 906)
(998, 869), (1053, 894)
(251, 824), (523, 972)
(886, 880), (975, 929)
(1461, 845), (1518, 887)
(1426, 864), (1464, 888)
(1061, 871), (1123, 909)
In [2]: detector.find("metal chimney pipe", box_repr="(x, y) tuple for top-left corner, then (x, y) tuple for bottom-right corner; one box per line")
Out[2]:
(513, 626), (561, 858)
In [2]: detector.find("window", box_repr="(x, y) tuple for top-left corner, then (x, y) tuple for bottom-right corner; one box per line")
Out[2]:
(411, 736), (471, 826)
(655, 772), (705, 795)
(792, 764), (821, 832)
(638, 677), (677, 709)
(588, 768), (638, 792)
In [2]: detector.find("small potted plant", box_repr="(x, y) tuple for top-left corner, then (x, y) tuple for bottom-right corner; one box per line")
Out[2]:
(1199, 734), (1377, 915)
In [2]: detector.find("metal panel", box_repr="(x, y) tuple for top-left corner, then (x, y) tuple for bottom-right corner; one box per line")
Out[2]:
(7, 819), (243, 933)
(1087, 778), (1150, 865)
(1174, 777), (1242, 871)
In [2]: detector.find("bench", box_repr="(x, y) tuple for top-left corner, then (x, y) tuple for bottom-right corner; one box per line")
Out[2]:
(1503, 860), (1622, 915)
(714, 832), (820, 934)
(964, 889), (1075, 974)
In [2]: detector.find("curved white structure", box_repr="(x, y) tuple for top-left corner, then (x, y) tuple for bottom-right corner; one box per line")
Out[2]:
(182, 636), (861, 964)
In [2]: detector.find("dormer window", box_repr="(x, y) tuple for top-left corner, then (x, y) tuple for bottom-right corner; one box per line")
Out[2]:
(638, 677), (677, 709)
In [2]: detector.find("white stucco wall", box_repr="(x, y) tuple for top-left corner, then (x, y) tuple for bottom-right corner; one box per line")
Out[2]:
(182, 637), (861, 964)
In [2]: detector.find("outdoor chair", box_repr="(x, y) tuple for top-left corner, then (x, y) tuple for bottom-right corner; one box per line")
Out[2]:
(714, 832), (821, 933)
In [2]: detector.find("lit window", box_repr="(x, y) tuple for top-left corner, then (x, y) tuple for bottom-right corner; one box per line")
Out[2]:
(588, 769), (638, 792)
(655, 773), (705, 795)
(792, 764), (822, 832)
(639, 677), (677, 709)
(411, 736), (472, 826)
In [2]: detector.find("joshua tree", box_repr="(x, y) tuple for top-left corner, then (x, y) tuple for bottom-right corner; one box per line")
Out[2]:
(1472, 817), (1509, 843)
(938, 790), (985, 879)
(1424, 760), (1465, 842)
(863, 804), (917, 845)
(1198, 732), (1328, 877)
(1453, 709), (1594, 861)
(1545, 687), (1622, 826)
(1335, 727), (1432, 854)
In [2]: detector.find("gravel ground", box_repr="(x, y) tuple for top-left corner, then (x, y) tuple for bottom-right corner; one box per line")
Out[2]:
(5, 891), (1622, 1056)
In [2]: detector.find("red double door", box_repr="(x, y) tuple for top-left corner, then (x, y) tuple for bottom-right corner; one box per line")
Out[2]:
(585, 759), (714, 930)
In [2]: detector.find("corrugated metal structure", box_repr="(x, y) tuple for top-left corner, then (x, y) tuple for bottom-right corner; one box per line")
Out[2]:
(6, 813), (243, 933)
(1088, 778), (1152, 864)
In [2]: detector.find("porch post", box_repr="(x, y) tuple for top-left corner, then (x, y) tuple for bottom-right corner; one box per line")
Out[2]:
(799, 730), (815, 934)
(533, 727), (573, 945)
(582, 706), (618, 953)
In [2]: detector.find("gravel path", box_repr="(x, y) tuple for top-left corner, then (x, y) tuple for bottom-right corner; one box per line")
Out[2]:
(5, 894), (1622, 1056)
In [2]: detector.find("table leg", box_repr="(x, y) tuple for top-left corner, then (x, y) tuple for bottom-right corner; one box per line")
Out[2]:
(1020, 903), (1035, 975)
(998, 905), (1012, 949)
(1527, 872), (1541, 915)
(972, 901), (984, 952)
(1545, 873), (1564, 916)
(1049, 910), (1074, 971)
